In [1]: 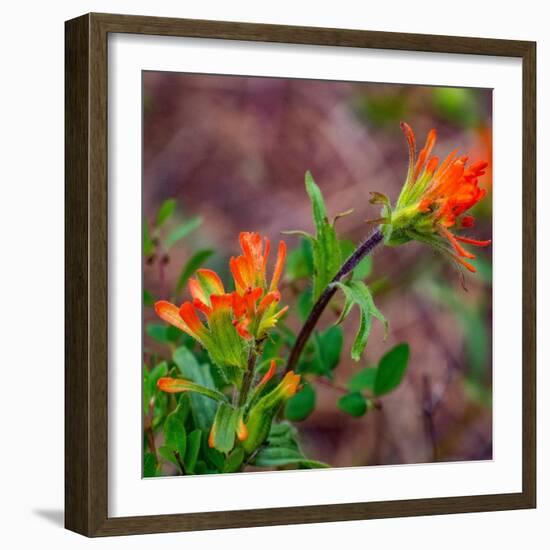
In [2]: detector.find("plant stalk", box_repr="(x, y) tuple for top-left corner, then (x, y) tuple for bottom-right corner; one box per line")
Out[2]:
(284, 228), (384, 374)
(238, 347), (258, 407)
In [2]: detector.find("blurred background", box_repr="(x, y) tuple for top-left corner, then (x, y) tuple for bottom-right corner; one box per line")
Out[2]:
(143, 72), (492, 468)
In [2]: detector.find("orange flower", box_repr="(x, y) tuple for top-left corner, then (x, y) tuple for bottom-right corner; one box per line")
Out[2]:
(155, 268), (247, 372)
(229, 232), (288, 339)
(230, 232), (286, 294)
(375, 122), (491, 273)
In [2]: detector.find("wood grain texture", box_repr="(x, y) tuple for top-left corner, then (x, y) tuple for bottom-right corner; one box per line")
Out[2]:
(64, 12), (537, 537)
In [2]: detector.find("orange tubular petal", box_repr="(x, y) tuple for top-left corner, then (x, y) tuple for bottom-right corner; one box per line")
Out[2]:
(440, 227), (476, 259)
(208, 425), (216, 448)
(453, 255), (477, 273)
(230, 257), (248, 292)
(155, 301), (191, 334)
(262, 237), (271, 276)
(279, 371), (301, 398)
(192, 298), (212, 317)
(233, 318), (252, 339)
(179, 302), (207, 336)
(400, 121), (416, 182)
(454, 235), (492, 247)
(259, 290), (281, 313)
(270, 240), (287, 291)
(157, 377), (191, 393)
(258, 360), (277, 387)
(210, 294), (234, 313)
(414, 128), (437, 181)
(188, 277), (208, 304)
(196, 268), (225, 295)
(236, 417), (248, 441)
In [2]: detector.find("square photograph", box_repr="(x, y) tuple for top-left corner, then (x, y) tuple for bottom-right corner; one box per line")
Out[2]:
(141, 72), (492, 478)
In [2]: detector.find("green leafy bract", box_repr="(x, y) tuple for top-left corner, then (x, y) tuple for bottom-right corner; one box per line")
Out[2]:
(334, 280), (388, 361)
(173, 346), (217, 432)
(210, 402), (241, 454)
(303, 171), (342, 301)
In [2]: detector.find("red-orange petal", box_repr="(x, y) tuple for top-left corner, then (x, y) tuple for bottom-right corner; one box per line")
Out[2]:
(154, 300), (190, 334)
(454, 235), (492, 247)
(270, 240), (287, 291)
(258, 360), (277, 387)
(157, 377), (191, 393)
(196, 268), (225, 295)
(236, 417), (248, 441)
(179, 302), (207, 336)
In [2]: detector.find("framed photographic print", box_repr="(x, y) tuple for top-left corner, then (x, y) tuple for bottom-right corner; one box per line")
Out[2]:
(65, 13), (536, 537)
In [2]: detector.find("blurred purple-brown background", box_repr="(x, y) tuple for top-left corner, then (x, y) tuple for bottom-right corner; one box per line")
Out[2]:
(143, 71), (492, 468)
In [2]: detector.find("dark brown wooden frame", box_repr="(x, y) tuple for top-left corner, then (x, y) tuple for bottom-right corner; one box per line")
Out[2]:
(65, 12), (537, 537)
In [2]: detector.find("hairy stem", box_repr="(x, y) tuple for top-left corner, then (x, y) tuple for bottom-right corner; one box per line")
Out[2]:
(285, 228), (383, 374)
(238, 347), (258, 407)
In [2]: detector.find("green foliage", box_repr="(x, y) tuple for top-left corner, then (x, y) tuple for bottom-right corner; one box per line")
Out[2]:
(156, 198), (177, 227)
(175, 249), (214, 294)
(373, 343), (410, 396)
(184, 429), (202, 474)
(143, 222), (154, 257)
(162, 402), (188, 472)
(347, 367), (378, 392)
(252, 423), (329, 469)
(284, 383), (316, 421)
(223, 447), (245, 473)
(173, 346), (217, 432)
(304, 171), (341, 300)
(143, 452), (158, 478)
(334, 280), (388, 361)
(210, 402), (241, 454)
(286, 238), (314, 281)
(165, 216), (202, 249)
(143, 289), (155, 307)
(432, 87), (479, 127)
(337, 392), (367, 417)
(146, 323), (182, 344)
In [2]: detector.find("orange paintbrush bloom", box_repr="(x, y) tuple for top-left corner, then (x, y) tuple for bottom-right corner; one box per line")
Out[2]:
(375, 122), (491, 273)
(229, 232), (288, 339)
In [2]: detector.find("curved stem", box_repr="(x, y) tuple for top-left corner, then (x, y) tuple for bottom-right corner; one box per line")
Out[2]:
(284, 228), (384, 374)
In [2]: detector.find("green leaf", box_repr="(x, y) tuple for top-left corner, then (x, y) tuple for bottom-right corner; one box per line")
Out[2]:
(297, 288), (313, 322)
(334, 280), (388, 361)
(143, 221), (154, 257)
(305, 172), (341, 300)
(317, 325), (343, 372)
(184, 429), (202, 474)
(284, 383), (315, 422)
(286, 238), (314, 281)
(146, 323), (180, 344)
(347, 367), (378, 393)
(338, 392), (367, 417)
(210, 402), (240, 454)
(175, 249), (214, 294)
(158, 446), (180, 468)
(253, 446), (329, 468)
(156, 198), (177, 227)
(164, 216), (202, 249)
(143, 289), (155, 307)
(223, 447), (245, 473)
(173, 347), (217, 432)
(164, 409), (187, 470)
(374, 343), (410, 396)
(143, 452), (158, 478)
